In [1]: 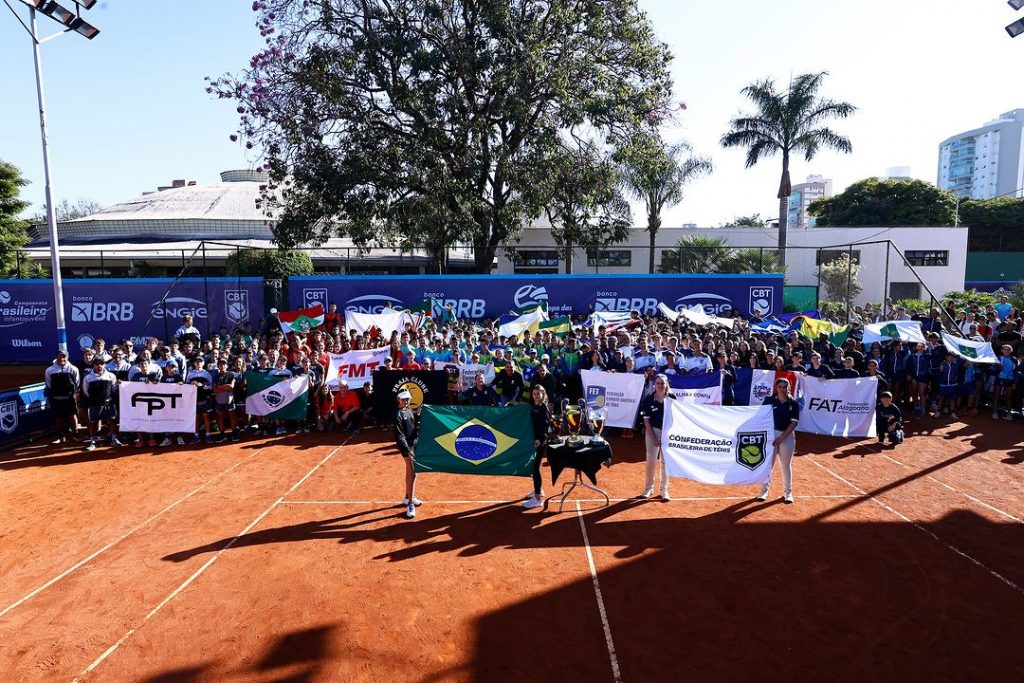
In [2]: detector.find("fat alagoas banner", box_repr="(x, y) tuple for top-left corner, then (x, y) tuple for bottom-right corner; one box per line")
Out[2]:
(290, 274), (782, 319)
(661, 400), (776, 485)
(797, 375), (878, 438)
(0, 278), (264, 363)
(119, 382), (197, 434)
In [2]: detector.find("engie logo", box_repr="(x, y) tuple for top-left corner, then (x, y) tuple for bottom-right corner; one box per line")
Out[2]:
(344, 294), (404, 314)
(750, 287), (775, 316)
(674, 293), (733, 316)
(225, 290), (249, 324)
(70, 298), (134, 322)
(152, 297), (207, 320)
(513, 285), (548, 309)
(303, 288), (328, 309)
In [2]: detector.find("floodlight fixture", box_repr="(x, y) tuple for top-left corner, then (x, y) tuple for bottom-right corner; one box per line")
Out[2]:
(73, 0), (98, 8)
(40, 1), (76, 26)
(1009, 17), (1024, 37)
(69, 16), (98, 38)
(1010, 0), (1024, 11)
(17, 0), (47, 8)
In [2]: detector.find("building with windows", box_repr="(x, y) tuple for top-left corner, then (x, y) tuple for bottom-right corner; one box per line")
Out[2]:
(786, 175), (833, 229)
(937, 109), (1024, 199)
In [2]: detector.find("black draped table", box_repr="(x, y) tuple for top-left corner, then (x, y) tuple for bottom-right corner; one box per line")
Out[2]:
(544, 437), (613, 511)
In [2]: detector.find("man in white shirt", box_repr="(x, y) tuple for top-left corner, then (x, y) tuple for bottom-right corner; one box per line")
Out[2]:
(682, 339), (713, 374)
(175, 314), (201, 342)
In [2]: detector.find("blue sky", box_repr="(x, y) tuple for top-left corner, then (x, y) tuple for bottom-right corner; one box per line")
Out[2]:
(1, 0), (1021, 226)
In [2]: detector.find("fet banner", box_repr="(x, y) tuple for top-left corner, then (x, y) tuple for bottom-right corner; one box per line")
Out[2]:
(580, 368), (645, 429)
(291, 274), (783, 319)
(0, 277), (264, 363)
(118, 382), (197, 434)
(324, 348), (389, 388)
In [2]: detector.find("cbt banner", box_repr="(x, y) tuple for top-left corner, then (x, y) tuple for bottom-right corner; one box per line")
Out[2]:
(797, 376), (878, 438)
(0, 278), (264, 362)
(118, 382), (197, 434)
(373, 370), (449, 422)
(0, 382), (51, 444)
(291, 274), (783, 319)
(580, 368), (645, 429)
(324, 348), (389, 388)
(661, 400), (776, 485)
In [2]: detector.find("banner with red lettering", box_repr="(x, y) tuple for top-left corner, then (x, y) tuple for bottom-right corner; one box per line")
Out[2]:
(324, 348), (389, 389)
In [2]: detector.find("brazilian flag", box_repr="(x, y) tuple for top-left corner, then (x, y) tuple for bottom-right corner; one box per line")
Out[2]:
(414, 405), (536, 476)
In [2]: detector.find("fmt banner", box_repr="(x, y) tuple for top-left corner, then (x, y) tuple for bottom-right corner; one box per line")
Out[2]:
(0, 278), (264, 363)
(291, 274), (783, 319)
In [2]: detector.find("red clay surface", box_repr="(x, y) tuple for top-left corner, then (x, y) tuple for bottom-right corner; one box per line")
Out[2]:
(1, 415), (1022, 682)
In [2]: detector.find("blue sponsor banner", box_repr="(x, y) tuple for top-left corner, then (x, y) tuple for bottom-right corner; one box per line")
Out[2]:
(0, 278), (264, 362)
(290, 274), (783, 321)
(0, 382), (51, 444)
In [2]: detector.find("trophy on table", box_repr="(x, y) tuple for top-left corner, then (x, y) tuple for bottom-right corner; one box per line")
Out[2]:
(588, 404), (606, 443)
(564, 398), (585, 445)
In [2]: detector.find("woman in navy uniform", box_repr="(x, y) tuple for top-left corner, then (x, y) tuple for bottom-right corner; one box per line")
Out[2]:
(394, 389), (421, 519)
(639, 373), (672, 501)
(759, 377), (800, 504)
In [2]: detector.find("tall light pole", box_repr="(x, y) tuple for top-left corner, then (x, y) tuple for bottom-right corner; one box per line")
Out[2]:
(4, 0), (100, 354)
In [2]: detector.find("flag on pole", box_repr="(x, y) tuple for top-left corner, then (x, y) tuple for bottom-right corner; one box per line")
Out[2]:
(279, 305), (325, 334)
(592, 310), (637, 333)
(798, 317), (851, 346)
(244, 373), (309, 419)
(658, 302), (734, 329)
(498, 308), (548, 338)
(414, 405), (536, 476)
(863, 321), (926, 347)
(539, 316), (573, 335)
(941, 331), (999, 364)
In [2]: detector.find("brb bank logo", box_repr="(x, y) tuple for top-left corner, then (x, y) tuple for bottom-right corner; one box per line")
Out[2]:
(70, 296), (135, 322)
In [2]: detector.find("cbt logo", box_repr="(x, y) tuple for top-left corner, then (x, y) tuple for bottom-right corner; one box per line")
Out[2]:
(225, 290), (249, 324)
(152, 297), (207, 319)
(303, 288), (328, 309)
(736, 431), (767, 469)
(513, 285), (548, 309)
(70, 299), (134, 322)
(674, 293), (733, 316)
(749, 287), (775, 316)
(0, 400), (19, 434)
(344, 294), (404, 314)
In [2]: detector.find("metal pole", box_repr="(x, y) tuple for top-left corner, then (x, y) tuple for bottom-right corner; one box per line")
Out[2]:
(202, 241), (210, 339)
(883, 241), (890, 318)
(99, 249), (104, 276)
(846, 244), (853, 323)
(30, 8), (68, 353)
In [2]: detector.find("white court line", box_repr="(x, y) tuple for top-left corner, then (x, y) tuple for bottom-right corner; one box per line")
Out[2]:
(575, 502), (622, 683)
(70, 440), (350, 683)
(807, 456), (1023, 595)
(0, 447), (267, 620)
(881, 454), (1023, 524)
(277, 494), (861, 505)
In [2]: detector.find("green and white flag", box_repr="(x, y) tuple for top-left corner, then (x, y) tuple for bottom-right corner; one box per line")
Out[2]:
(244, 372), (309, 419)
(941, 332), (999, 365)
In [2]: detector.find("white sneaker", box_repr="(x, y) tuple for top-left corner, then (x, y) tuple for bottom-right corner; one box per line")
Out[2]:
(756, 484), (770, 501)
(176, 436), (186, 446)
(84, 440), (96, 452)
(783, 493), (794, 504)
(659, 490), (671, 501)
(405, 503), (416, 519)
(159, 437), (172, 447)
(523, 496), (543, 509)
(403, 496), (423, 507)
(638, 489), (654, 499)
(525, 489), (544, 500)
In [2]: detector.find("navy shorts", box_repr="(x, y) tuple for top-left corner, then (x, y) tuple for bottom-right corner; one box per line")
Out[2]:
(959, 382), (976, 397)
(87, 404), (117, 423)
(998, 378), (1016, 388)
(938, 385), (958, 399)
(51, 397), (78, 420)
(912, 375), (930, 385)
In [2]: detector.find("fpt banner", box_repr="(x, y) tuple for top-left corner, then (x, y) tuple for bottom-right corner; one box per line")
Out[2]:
(291, 274), (782, 319)
(118, 382), (197, 434)
(0, 278), (264, 363)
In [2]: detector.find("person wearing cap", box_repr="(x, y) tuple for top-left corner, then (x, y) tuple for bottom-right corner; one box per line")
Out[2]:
(45, 350), (81, 443)
(394, 389), (421, 519)
(82, 357), (122, 451)
(186, 355), (216, 445)
(759, 377), (800, 504)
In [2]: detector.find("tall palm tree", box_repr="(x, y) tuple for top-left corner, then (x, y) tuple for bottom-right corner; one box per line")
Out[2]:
(721, 72), (856, 265)
(620, 136), (713, 273)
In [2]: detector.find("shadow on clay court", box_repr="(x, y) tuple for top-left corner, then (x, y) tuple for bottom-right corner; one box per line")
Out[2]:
(141, 624), (338, 683)
(161, 496), (1024, 682)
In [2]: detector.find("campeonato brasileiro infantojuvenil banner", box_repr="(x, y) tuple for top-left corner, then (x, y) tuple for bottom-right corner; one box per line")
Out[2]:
(661, 400), (776, 485)
(580, 368), (645, 429)
(119, 382), (197, 434)
(797, 375), (877, 438)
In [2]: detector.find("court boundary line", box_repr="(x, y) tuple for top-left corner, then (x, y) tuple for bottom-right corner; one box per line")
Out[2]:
(807, 456), (1023, 595)
(575, 501), (622, 683)
(276, 494), (861, 505)
(881, 454), (1022, 524)
(70, 440), (350, 683)
(0, 447), (268, 620)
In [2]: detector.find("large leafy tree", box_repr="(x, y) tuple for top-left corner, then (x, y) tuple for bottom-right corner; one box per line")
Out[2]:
(212, 0), (673, 273)
(224, 248), (314, 279)
(619, 133), (712, 273)
(0, 161), (31, 277)
(660, 235), (731, 274)
(720, 72), (856, 265)
(960, 196), (1024, 251)
(809, 178), (956, 227)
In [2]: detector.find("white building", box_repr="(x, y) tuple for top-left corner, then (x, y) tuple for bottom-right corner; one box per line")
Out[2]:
(495, 224), (968, 306)
(787, 175), (833, 229)
(937, 109), (1024, 199)
(883, 166), (912, 179)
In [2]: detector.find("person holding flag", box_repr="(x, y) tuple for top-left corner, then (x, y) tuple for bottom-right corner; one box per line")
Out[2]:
(758, 377), (800, 504)
(394, 389), (421, 519)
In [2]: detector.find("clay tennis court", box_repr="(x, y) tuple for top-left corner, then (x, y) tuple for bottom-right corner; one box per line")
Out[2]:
(1, 418), (1022, 682)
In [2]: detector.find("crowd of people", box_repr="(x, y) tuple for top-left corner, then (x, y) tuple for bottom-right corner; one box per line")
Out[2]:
(39, 295), (1024, 518)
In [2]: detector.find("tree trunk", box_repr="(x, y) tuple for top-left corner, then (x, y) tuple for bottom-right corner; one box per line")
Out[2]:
(473, 243), (495, 273)
(776, 158), (792, 267)
(647, 210), (662, 274)
(564, 244), (574, 275)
